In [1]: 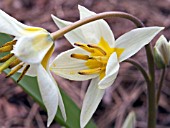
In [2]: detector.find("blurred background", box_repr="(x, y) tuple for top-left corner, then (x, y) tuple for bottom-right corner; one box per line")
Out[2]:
(0, 0), (170, 128)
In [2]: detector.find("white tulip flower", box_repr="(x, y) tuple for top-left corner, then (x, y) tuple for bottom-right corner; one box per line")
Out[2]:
(0, 10), (66, 127)
(51, 5), (163, 128)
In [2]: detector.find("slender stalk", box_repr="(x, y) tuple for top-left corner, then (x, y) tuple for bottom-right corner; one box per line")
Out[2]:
(157, 67), (166, 104)
(51, 12), (144, 40)
(145, 44), (156, 128)
(124, 59), (150, 85)
(51, 11), (156, 128)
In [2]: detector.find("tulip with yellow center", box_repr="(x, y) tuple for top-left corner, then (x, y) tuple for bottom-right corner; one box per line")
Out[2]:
(0, 10), (66, 127)
(50, 5), (163, 128)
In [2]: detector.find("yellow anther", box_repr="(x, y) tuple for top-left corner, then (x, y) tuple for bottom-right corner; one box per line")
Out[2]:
(2, 40), (17, 47)
(0, 45), (13, 52)
(0, 56), (16, 73)
(0, 53), (14, 63)
(71, 54), (89, 60)
(89, 56), (108, 62)
(17, 65), (30, 83)
(74, 42), (94, 53)
(78, 67), (103, 75)
(6, 63), (24, 78)
(9, 58), (22, 68)
(87, 44), (107, 55)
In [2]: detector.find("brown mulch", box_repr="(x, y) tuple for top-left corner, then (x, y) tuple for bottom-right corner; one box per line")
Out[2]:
(0, 0), (170, 128)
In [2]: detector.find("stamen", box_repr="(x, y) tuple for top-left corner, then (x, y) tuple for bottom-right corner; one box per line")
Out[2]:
(0, 56), (16, 73)
(87, 44), (106, 55)
(89, 56), (108, 62)
(78, 67), (103, 75)
(74, 42), (94, 53)
(2, 40), (17, 47)
(0, 45), (13, 52)
(71, 54), (89, 60)
(9, 58), (22, 68)
(0, 53), (14, 63)
(6, 63), (24, 78)
(17, 65), (30, 82)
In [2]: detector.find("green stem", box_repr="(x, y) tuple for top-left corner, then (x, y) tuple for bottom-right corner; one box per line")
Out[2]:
(157, 67), (166, 104)
(51, 11), (156, 128)
(145, 44), (156, 128)
(124, 59), (150, 85)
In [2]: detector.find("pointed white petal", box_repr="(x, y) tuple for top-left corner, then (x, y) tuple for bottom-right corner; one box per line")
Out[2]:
(50, 48), (98, 81)
(0, 10), (42, 37)
(58, 90), (67, 121)
(122, 111), (136, 128)
(12, 31), (53, 64)
(98, 53), (119, 89)
(37, 64), (59, 127)
(51, 15), (86, 45)
(115, 27), (164, 62)
(80, 77), (105, 128)
(78, 5), (115, 47)
(48, 72), (67, 121)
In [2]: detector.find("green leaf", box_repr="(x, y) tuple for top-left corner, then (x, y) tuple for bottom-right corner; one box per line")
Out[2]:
(0, 33), (96, 128)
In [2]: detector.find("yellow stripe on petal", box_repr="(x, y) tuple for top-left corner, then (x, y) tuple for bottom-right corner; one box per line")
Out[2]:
(114, 48), (124, 59)
(41, 45), (54, 69)
(32, 34), (52, 51)
(25, 27), (44, 32)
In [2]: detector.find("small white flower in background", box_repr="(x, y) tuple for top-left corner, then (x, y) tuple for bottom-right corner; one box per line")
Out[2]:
(51, 5), (163, 128)
(0, 10), (66, 127)
(154, 35), (170, 68)
(122, 111), (136, 128)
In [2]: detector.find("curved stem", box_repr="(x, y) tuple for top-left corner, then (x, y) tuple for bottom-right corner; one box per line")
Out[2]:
(157, 67), (166, 104)
(124, 59), (150, 85)
(51, 11), (144, 40)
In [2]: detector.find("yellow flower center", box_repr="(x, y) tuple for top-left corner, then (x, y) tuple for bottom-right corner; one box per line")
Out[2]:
(71, 37), (124, 80)
(0, 40), (30, 82)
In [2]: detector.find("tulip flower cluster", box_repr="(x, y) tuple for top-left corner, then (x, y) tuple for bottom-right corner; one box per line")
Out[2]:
(0, 5), (167, 128)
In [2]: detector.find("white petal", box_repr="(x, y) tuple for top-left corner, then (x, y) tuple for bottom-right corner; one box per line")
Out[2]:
(16, 64), (38, 77)
(78, 5), (115, 47)
(0, 10), (42, 37)
(116, 27), (164, 62)
(51, 15), (86, 45)
(98, 53), (119, 89)
(50, 48), (98, 81)
(122, 111), (136, 128)
(12, 31), (53, 64)
(37, 64), (59, 127)
(80, 77), (105, 128)
(48, 72), (66, 121)
(58, 90), (67, 121)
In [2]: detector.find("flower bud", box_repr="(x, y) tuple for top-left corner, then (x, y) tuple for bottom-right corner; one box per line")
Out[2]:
(154, 35), (170, 68)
